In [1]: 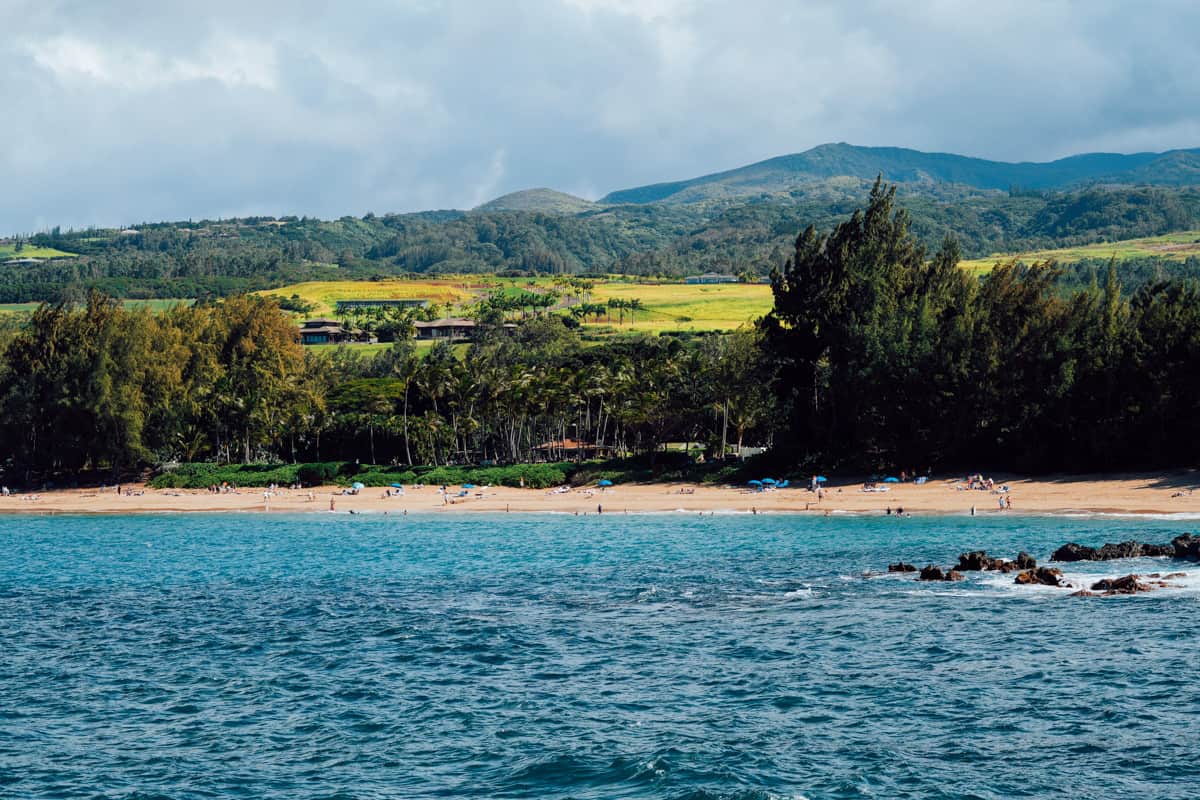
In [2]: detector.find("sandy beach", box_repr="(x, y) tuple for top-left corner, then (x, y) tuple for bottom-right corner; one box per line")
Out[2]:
(4, 472), (1200, 516)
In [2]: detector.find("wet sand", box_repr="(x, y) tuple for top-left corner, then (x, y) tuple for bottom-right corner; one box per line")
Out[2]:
(4, 472), (1200, 516)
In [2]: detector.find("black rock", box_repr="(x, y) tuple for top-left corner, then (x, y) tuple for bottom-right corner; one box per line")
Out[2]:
(1095, 541), (1160, 560)
(955, 551), (1003, 571)
(919, 565), (945, 581)
(1051, 542), (1096, 562)
(888, 562), (918, 573)
(1172, 533), (1200, 561)
(1052, 540), (1173, 562)
(1015, 551), (1037, 569)
(1090, 574), (1153, 595)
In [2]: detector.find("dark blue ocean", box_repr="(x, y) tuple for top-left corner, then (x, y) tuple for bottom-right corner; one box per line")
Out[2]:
(2, 512), (1198, 799)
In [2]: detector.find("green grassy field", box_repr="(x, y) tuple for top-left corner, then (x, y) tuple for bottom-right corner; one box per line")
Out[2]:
(0, 299), (193, 315)
(959, 230), (1200, 273)
(587, 282), (772, 332)
(305, 341), (470, 357)
(261, 279), (476, 314)
(267, 276), (773, 333)
(0, 244), (76, 259)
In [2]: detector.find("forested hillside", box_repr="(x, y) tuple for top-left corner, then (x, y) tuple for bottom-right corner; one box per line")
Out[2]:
(602, 142), (1200, 204)
(9, 185), (1200, 303)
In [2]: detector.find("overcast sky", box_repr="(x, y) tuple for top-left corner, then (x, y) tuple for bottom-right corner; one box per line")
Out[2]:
(4, 0), (1200, 232)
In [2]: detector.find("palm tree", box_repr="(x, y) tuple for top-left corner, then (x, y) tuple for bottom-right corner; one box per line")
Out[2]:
(628, 298), (643, 326)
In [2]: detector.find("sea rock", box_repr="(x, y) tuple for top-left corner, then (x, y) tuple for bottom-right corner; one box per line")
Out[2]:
(1015, 551), (1037, 569)
(919, 565), (946, 581)
(1014, 567), (1064, 587)
(918, 565), (963, 581)
(1171, 534), (1200, 561)
(955, 551), (1006, 571)
(888, 562), (918, 573)
(1051, 543), (1096, 562)
(1052, 540), (1173, 562)
(1090, 575), (1153, 595)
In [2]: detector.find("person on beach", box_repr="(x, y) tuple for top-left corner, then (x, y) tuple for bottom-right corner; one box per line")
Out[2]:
(329, 497), (335, 512)
(597, 504), (602, 514)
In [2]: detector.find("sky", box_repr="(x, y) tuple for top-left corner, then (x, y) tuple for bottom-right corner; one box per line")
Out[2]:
(4, 0), (1200, 232)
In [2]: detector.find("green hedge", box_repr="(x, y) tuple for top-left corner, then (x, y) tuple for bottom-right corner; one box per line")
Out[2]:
(149, 461), (575, 490)
(147, 463), (304, 489)
(148, 457), (758, 490)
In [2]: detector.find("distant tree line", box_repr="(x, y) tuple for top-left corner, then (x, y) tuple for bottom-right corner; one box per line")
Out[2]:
(7, 186), (1199, 304)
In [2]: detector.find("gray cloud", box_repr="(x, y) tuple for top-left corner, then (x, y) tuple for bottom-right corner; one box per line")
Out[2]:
(3, 0), (1200, 231)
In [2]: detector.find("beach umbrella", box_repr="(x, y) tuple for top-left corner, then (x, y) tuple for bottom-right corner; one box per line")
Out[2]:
(390, 483), (404, 488)
(597, 479), (613, 487)
(462, 483), (476, 489)
(884, 476), (900, 483)
(748, 479), (763, 486)
(815, 476), (828, 483)
(351, 481), (365, 490)
(761, 478), (777, 485)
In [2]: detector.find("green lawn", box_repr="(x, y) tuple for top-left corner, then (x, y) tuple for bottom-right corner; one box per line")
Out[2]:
(265, 275), (772, 334)
(586, 281), (772, 333)
(259, 279), (475, 315)
(0, 299), (193, 315)
(959, 230), (1200, 273)
(304, 340), (470, 357)
(0, 244), (76, 259)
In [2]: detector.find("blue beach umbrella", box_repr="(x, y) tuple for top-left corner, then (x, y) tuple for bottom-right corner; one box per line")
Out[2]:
(884, 476), (900, 483)
(597, 479), (613, 487)
(761, 478), (777, 485)
(748, 479), (763, 486)
(462, 483), (476, 489)
(815, 476), (828, 483)
(390, 483), (404, 488)
(351, 481), (365, 491)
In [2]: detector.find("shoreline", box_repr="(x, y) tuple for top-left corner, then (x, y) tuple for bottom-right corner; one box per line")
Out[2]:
(4, 471), (1199, 517)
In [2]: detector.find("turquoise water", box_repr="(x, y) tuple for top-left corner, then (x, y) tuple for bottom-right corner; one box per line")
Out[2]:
(1, 512), (1198, 799)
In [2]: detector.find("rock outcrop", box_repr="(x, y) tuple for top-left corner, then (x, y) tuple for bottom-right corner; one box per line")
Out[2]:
(1090, 575), (1152, 595)
(955, 551), (1005, 571)
(919, 565), (964, 582)
(888, 562), (918, 573)
(1014, 567), (1065, 587)
(1051, 540), (1175, 562)
(1171, 534), (1200, 561)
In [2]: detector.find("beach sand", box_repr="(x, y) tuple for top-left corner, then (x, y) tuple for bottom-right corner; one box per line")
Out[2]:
(4, 472), (1200, 516)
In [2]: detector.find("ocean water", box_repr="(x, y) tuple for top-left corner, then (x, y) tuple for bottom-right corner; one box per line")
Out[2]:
(1, 512), (1198, 800)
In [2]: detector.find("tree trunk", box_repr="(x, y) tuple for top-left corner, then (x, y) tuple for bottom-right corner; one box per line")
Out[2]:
(722, 400), (728, 459)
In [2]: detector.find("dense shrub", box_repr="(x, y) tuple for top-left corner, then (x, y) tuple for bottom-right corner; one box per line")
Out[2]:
(150, 461), (582, 490)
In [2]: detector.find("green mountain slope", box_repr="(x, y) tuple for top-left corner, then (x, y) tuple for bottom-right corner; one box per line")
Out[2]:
(475, 188), (595, 213)
(601, 143), (1200, 204)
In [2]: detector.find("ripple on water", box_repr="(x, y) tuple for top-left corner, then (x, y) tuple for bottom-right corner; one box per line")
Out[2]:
(1, 513), (1199, 799)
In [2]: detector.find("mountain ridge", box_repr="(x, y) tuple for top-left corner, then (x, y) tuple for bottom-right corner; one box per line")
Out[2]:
(596, 143), (1200, 205)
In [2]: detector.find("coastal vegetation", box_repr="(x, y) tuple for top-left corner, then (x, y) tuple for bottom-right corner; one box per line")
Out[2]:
(3, 180), (1200, 484)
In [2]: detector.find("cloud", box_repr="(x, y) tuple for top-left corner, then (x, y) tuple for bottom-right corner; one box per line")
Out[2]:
(2, 0), (1200, 231)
